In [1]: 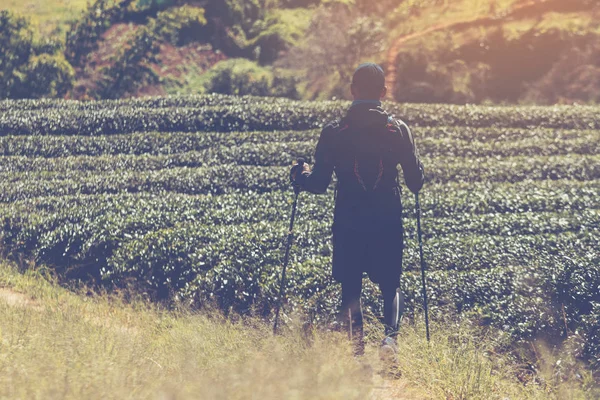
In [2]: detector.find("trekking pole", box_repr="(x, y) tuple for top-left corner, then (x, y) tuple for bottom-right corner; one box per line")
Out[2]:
(415, 192), (430, 342)
(273, 159), (305, 335)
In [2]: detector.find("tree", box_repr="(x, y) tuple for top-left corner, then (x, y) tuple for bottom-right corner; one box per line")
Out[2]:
(0, 11), (74, 99)
(278, 4), (385, 99)
(0, 11), (33, 98)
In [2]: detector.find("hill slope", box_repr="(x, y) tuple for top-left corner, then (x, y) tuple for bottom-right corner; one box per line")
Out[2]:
(2, 0), (599, 103)
(383, 0), (600, 104)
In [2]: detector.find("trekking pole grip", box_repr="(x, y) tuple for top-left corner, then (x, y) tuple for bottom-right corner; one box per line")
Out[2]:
(293, 158), (305, 195)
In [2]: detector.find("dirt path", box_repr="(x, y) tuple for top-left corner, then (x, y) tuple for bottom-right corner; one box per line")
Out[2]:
(0, 287), (40, 309)
(0, 285), (136, 334)
(385, 0), (557, 95)
(370, 376), (416, 400)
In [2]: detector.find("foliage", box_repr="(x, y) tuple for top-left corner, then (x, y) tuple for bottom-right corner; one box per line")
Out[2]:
(202, 0), (276, 56)
(250, 8), (312, 64)
(16, 54), (75, 99)
(0, 11), (33, 98)
(278, 5), (385, 100)
(201, 59), (299, 98)
(525, 37), (600, 104)
(95, 23), (160, 99)
(93, 5), (207, 99)
(65, 0), (136, 68)
(2, 95), (600, 136)
(0, 11), (74, 100)
(4, 0), (600, 104)
(391, 15), (600, 104)
(136, 0), (176, 10)
(153, 5), (207, 46)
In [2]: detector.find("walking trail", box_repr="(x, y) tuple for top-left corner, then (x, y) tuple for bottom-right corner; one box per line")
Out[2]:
(0, 287), (40, 309)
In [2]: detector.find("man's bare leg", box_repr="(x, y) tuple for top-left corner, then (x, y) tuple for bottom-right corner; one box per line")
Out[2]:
(341, 275), (364, 356)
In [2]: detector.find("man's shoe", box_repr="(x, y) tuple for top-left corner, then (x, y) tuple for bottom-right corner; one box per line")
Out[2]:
(379, 337), (398, 361)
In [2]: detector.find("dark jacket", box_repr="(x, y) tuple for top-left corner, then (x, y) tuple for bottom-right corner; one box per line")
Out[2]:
(295, 103), (425, 284)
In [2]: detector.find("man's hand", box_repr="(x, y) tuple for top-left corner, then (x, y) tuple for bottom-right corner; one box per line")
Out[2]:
(290, 161), (311, 184)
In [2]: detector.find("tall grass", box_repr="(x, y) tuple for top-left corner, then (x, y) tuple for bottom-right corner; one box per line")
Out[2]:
(0, 262), (594, 399)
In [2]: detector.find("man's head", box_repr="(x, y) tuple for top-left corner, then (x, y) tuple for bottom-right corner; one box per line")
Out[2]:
(351, 63), (387, 100)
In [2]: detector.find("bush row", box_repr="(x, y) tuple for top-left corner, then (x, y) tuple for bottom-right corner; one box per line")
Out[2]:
(5, 195), (597, 364)
(0, 129), (598, 159)
(2, 186), (597, 286)
(3, 178), (599, 230)
(2, 141), (600, 173)
(0, 93), (249, 112)
(1, 155), (599, 201)
(402, 251), (600, 367)
(1, 98), (600, 135)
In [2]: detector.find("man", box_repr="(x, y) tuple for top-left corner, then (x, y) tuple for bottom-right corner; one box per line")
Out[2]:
(291, 63), (425, 356)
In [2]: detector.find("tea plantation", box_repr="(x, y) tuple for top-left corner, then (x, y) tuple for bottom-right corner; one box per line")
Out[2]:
(0, 95), (598, 366)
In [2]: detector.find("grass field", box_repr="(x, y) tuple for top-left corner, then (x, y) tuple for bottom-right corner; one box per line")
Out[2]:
(0, 95), (598, 397)
(0, 260), (587, 399)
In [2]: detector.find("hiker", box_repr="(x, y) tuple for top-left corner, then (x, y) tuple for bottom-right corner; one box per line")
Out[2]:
(291, 63), (425, 356)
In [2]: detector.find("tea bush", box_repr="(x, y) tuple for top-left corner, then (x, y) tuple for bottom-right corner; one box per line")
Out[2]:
(1, 96), (599, 136)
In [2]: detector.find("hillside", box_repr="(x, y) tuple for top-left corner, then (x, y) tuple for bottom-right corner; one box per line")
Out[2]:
(1, 0), (599, 103)
(2, 0), (88, 36)
(383, 0), (600, 104)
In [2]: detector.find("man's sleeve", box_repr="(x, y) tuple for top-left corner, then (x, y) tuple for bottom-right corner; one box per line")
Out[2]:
(395, 120), (425, 194)
(295, 125), (335, 194)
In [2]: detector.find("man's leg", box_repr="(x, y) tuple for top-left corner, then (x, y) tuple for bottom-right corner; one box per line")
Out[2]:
(380, 283), (402, 377)
(381, 284), (401, 338)
(341, 273), (364, 355)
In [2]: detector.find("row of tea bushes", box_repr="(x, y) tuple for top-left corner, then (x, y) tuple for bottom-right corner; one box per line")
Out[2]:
(2, 97), (599, 136)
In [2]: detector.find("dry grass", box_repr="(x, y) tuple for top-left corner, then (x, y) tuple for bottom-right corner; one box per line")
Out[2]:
(0, 261), (593, 399)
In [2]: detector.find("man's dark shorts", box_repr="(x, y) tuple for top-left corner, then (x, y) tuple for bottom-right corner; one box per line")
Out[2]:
(332, 224), (404, 286)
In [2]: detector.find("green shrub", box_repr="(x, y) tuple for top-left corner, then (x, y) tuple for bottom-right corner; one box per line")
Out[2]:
(251, 8), (312, 64)
(0, 11), (33, 99)
(391, 24), (599, 104)
(154, 5), (207, 46)
(136, 0), (176, 9)
(203, 0), (309, 61)
(525, 37), (600, 104)
(203, 59), (299, 98)
(16, 54), (75, 99)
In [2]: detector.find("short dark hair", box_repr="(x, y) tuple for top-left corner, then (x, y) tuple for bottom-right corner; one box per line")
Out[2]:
(351, 63), (385, 98)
